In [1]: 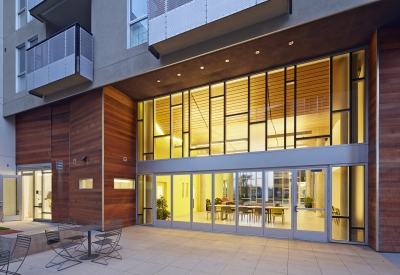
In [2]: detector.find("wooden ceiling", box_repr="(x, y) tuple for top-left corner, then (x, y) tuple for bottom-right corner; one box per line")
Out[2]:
(111, 0), (400, 101)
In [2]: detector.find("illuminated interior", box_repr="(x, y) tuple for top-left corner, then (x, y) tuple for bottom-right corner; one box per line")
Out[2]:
(137, 50), (365, 161)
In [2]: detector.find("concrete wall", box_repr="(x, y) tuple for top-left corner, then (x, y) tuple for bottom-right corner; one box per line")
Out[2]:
(0, 0), (16, 174)
(2, 0), (376, 116)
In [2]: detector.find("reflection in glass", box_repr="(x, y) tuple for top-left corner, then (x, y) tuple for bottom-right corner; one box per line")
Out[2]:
(130, 0), (147, 20)
(214, 173), (235, 225)
(296, 170), (325, 232)
(2, 178), (18, 216)
(265, 171), (291, 229)
(156, 175), (171, 220)
(171, 106), (182, 158)
(154, 136), (170, 160)
(250, 123), (265, 152)
(193, 174), (212, 224)
(238, 172), (262, 228)
(173, 175), (190, 222)
(226, 115), (248, 154)
(190, 87), (209, 150)
(211, 97), (224, 155)
(130, 18), (148, 47)
(250, 73), (265, 123)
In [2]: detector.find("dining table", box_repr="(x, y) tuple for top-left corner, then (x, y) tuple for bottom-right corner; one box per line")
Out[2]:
(73, 224), (102, 260)
(214, 204), (289, 223)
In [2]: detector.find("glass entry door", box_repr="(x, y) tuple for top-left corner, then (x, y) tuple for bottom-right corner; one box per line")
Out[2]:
(294, 169), (327, 241)
(137, 175), (153, 225)
(0, 175), (21, 221)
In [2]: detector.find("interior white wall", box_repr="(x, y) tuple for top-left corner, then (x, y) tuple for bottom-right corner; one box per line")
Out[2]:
(0, 0), (16, 175)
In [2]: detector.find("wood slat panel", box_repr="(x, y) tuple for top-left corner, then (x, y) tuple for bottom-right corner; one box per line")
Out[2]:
(16, 107), (51, 165)
(51, 104), (70, 223)
(377, 26), (400, 252)
(69, 89), (103, 226)
(104, 86), (136, 227)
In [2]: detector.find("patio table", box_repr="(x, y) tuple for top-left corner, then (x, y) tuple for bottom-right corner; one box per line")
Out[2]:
(73, 224), (102, 260)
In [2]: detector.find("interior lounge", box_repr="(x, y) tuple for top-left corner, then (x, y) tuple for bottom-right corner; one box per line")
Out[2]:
(136, 49), (367, 243)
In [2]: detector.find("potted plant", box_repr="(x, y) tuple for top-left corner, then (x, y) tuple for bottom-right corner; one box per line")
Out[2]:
(214, 197), (223, 205)
(156, 196), (171, 220)
(304, 196), (314, 208)
(206, 199), (211, 206)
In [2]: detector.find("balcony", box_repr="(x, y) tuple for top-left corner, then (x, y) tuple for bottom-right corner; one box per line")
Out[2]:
(148, 0), (289, 55)
(27, 24), (93, 97)
(28, 0), (91, 31)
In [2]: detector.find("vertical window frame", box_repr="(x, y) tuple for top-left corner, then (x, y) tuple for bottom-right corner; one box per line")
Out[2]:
(17, 0), (27, 29)
(128, 0), (149, 48)
(16, 43), (26, 93)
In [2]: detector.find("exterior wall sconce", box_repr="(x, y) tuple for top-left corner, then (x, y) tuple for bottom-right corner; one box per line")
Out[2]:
(81, 156), (87, 162)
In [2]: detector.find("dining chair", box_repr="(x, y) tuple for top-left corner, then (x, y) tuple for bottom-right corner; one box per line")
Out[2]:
(95, 219), (123, 251)
(271, 208), (285, 224)
(238, 206), (251, 221)
(221, 206), (234, 221)
(45, 230), (82, 271)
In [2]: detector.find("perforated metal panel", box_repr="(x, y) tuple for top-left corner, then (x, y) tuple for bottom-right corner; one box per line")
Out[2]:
(26, 24), (93, 94)
(66, 27), (75, 56)
(167, 0), (193, 11)
(80, 27), (93, 62)
(80, 27), (94, 81)
(166, 0), (206, 38)
(149, 14), (166, 45)
(207, 0), (256, 23)
(149, 0), (166, 19)
(49, 32), (66, 63)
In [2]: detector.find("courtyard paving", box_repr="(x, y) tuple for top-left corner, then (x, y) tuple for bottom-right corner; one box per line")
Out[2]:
(9, 225), (400, 275)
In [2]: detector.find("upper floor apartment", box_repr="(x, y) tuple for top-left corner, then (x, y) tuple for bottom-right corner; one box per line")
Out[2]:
(2, 0), (382, 117)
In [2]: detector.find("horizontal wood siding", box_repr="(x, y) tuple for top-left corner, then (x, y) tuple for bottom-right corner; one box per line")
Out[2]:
(51, 104), (70, 223)
(103, 86), (136, 227)
(69, 90), (103, 226)
(378, 26), (400, 252)
(16, 107), (51, 165)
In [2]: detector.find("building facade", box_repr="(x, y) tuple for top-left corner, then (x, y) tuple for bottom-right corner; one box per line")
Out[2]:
(1, 0), (400, 252)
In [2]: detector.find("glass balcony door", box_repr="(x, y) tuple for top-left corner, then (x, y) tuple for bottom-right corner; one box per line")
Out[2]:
(293, 168), (328, 241)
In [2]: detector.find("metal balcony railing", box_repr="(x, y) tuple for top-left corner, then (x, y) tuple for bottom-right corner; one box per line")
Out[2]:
(27, 23), (93, 96)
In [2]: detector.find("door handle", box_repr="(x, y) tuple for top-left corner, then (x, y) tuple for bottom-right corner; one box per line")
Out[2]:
(294, 205), (298, 212)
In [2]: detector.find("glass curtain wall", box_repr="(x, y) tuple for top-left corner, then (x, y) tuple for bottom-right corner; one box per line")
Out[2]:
(138, 50), (366, 161)
(331, 165), (365, 242)
(193, 174), (212, 224)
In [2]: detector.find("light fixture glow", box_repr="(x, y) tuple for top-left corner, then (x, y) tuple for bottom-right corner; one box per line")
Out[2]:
(200, 66), (204, 69)
(177, 73), (181, 76)
(155, 123), (164, 135)
(255, 51), (260, 54)
(288, 41), (294, 46)
(157, 79), (161, 82)
(225, 59), (229, 63)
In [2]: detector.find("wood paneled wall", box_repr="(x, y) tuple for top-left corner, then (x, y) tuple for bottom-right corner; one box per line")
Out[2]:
(16, 107), (51, 165)
(51, 104), (70, 222)
(377, 25), (400, 252)
(69, 89), (103, 226)
(367, 31), (378, 251)
(103, 86), (136, 227)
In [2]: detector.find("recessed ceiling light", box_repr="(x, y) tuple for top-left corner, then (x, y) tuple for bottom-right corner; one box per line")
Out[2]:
(225, 59), (229, 63)
(157, 79), (161, 83)
(289, 41), (294, 46)
(255, 51), (260, 54)
(177, 73), (181, 76)
(200, 66), (204, 69)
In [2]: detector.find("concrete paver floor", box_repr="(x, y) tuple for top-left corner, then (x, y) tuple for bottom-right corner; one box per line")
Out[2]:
(7, 226), (400, 275)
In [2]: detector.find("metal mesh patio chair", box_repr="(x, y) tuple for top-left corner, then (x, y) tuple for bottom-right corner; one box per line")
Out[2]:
(91, 221), (122, 265)
(95, 219), (122, 250)
(45, 230), (82, 271)
(1, 234), (31, 275)
(58, 221), (87, 254)
(0, 250), (10, 275)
